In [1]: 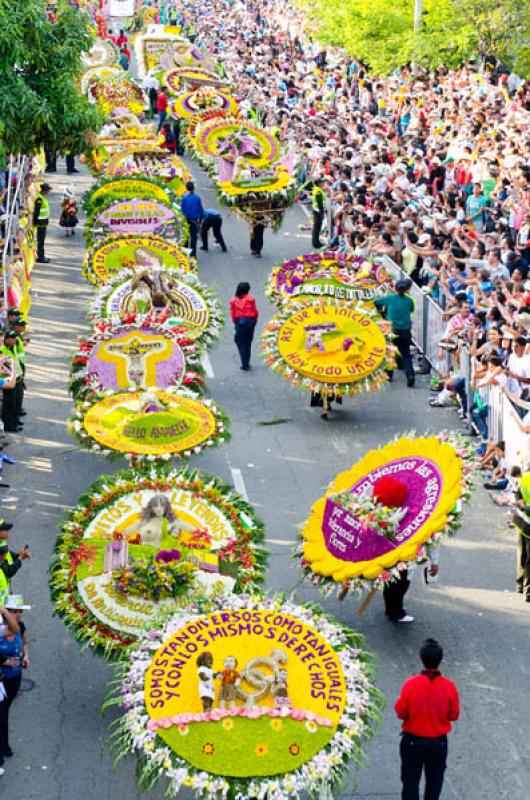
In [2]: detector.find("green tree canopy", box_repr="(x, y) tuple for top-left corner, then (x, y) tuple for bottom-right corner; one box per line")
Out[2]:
(0, 0), (103, 164)
(297, 0), (530, 77)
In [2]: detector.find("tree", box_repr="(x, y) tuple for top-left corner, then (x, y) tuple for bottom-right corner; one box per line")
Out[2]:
(297, 0), (530, 77)
(0, 0), (103, 165)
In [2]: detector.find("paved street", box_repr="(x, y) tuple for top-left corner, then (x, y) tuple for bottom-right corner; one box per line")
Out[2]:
(4, 156), (530, 799)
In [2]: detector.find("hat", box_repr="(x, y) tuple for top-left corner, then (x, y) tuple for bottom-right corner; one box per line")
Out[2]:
(62, 184), (76, 199)
(4, 595), (31, 611)
(40, 183), (52, 193)
(13, 318), (27, 327)
(0, 519), (13, 531)
(4, 330), (17, 339)
(395, 278), (412, 291)
(7, 307), (21, 316)
(395, 162), (407, 172)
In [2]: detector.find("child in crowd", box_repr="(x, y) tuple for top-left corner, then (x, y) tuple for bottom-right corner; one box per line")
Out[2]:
(59, 185), (78, 237)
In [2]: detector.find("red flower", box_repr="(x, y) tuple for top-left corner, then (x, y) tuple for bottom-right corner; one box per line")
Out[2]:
(373, 476), (408, 508)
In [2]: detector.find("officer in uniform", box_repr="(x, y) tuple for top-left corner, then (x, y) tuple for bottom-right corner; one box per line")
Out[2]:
(0, 520), (31, 605)
(311, 177), (327, 250)
(1, 331), (24, 432)
(32, 182), (52, 263)
(514, 471), (530, 601)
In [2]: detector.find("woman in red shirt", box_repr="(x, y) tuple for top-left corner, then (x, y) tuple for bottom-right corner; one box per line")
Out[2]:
(229, 282), (259, 371)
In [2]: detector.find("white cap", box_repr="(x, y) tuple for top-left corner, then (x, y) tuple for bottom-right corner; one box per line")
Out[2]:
(4, 594), (31, 610)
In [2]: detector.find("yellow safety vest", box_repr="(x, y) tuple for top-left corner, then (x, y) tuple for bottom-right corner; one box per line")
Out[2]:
(0, 552), (13, 604)
(312, 186), (327, 212)
(35, 193), (49, 222)
(1, 345), (23, 380)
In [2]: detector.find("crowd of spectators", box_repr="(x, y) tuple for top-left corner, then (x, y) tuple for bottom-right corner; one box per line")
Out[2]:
(153, 0), (530, 466)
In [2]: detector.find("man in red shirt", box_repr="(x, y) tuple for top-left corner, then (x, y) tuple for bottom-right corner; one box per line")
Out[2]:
(157, 87), (169, 132)
(394, 639), (460, 800)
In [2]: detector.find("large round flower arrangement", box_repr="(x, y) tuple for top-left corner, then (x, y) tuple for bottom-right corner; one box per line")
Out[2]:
(93, 76), (146, 115)
(82, 233), (193, 286)
(84, 196), (188, 247)
(68, 388), (229, 463)
(190, 118), (281, 169)
(50, 466), (267, 657)
(104, 145), (192, 195)
(171, 88), (239, 120)
(165, 66), (229, 93)
(84, 176), (179, 215)
(82, 39), (120, 70)
(90, 267), (224, 348)
(80, 65), (124, 96)
(68, 324), (205, 402)
(260, 299), (396, 398)
(266, 253), (393, 309)
(104, 594), (383, 798)
(297, 433), (474, 595)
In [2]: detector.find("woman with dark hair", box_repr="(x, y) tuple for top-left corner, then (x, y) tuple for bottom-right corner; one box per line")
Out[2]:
(229, 283), (259, 371)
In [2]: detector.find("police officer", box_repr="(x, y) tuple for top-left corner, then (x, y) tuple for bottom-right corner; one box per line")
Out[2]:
(32, 182), (52, 263)
(1, 331), (24, 432)
(374, 278), (416, 388)
(311, 177), (327, 249)
(200, 209), (227, 252)
(513, 471), (530, 601)
(0, 521), (31, 605)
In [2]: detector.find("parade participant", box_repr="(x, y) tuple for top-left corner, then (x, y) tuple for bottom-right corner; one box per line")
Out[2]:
(201, 208), (227, 252)
(181, 181), (204, 259)
(311, 177), (327, 250)
(1, 331), (24, 433)
(229, 282), (259, 371)
(0, 596), (30, 763)
(250, 218), (266, 258)
(32, 182), (52, 264)
(374, 278), (416, 388)
(512, 470), (530, 601)
(156, 85), (169, 132)
(395, 638), (460, 800)
(59, 185), (78, 237)
(3, 308), (21, 333)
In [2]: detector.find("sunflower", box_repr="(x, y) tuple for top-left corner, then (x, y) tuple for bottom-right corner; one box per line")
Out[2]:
(222, 718), (234, 731)
(289, 743), (300, 756)
(270, 718), (283, 732)
(305, 720), (318, 733)
(178, 725), (189, 736)
(202, 742), (215, 755)
(255, 743), (269, 757)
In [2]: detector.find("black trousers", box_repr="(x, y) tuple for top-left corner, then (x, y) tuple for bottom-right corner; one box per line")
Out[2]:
(0, 673), (22, 754)
(2, 387), (17, 430)
(15, 379), (24, 420)
(400, 733), (447, 800)
(36, 224), (48, 260)
(201, 216), (226, 250)
(394, 329), (415, 381)
(250, 223), (265, 255)
(186, 220), (199, 258)
(66, 152), (76, 173)
(312, 210), (324, 248)
(234, 318), (256, 369)
(516, 530), (530, 597)
(383, 569), (410, 621)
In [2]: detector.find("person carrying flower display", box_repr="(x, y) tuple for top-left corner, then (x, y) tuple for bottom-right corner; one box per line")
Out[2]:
(374, 278), (416, 388)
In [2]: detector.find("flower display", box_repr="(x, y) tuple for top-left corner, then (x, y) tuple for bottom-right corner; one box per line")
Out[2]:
(104, 595), (383, 798)
(170, 88), (239, 120)
(93, 76), (146, 115)
(50, 465), (266, 657)
(68, 323), (205, 403)
(260, 298), (396, 398)
(297, 433), (475, 595)
(265, 252), (393, 309)
(68, 388), (230, 463)
(89, 266), (224, 349)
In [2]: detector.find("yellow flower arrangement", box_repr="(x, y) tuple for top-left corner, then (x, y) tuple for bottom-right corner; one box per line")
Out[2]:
(302, 436), (463, 582)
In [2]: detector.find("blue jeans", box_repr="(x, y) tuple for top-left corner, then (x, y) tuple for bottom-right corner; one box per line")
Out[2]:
(471, 405), (488, 440)
(453, 377), (467, 414)
(234, 317), (256, 368)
